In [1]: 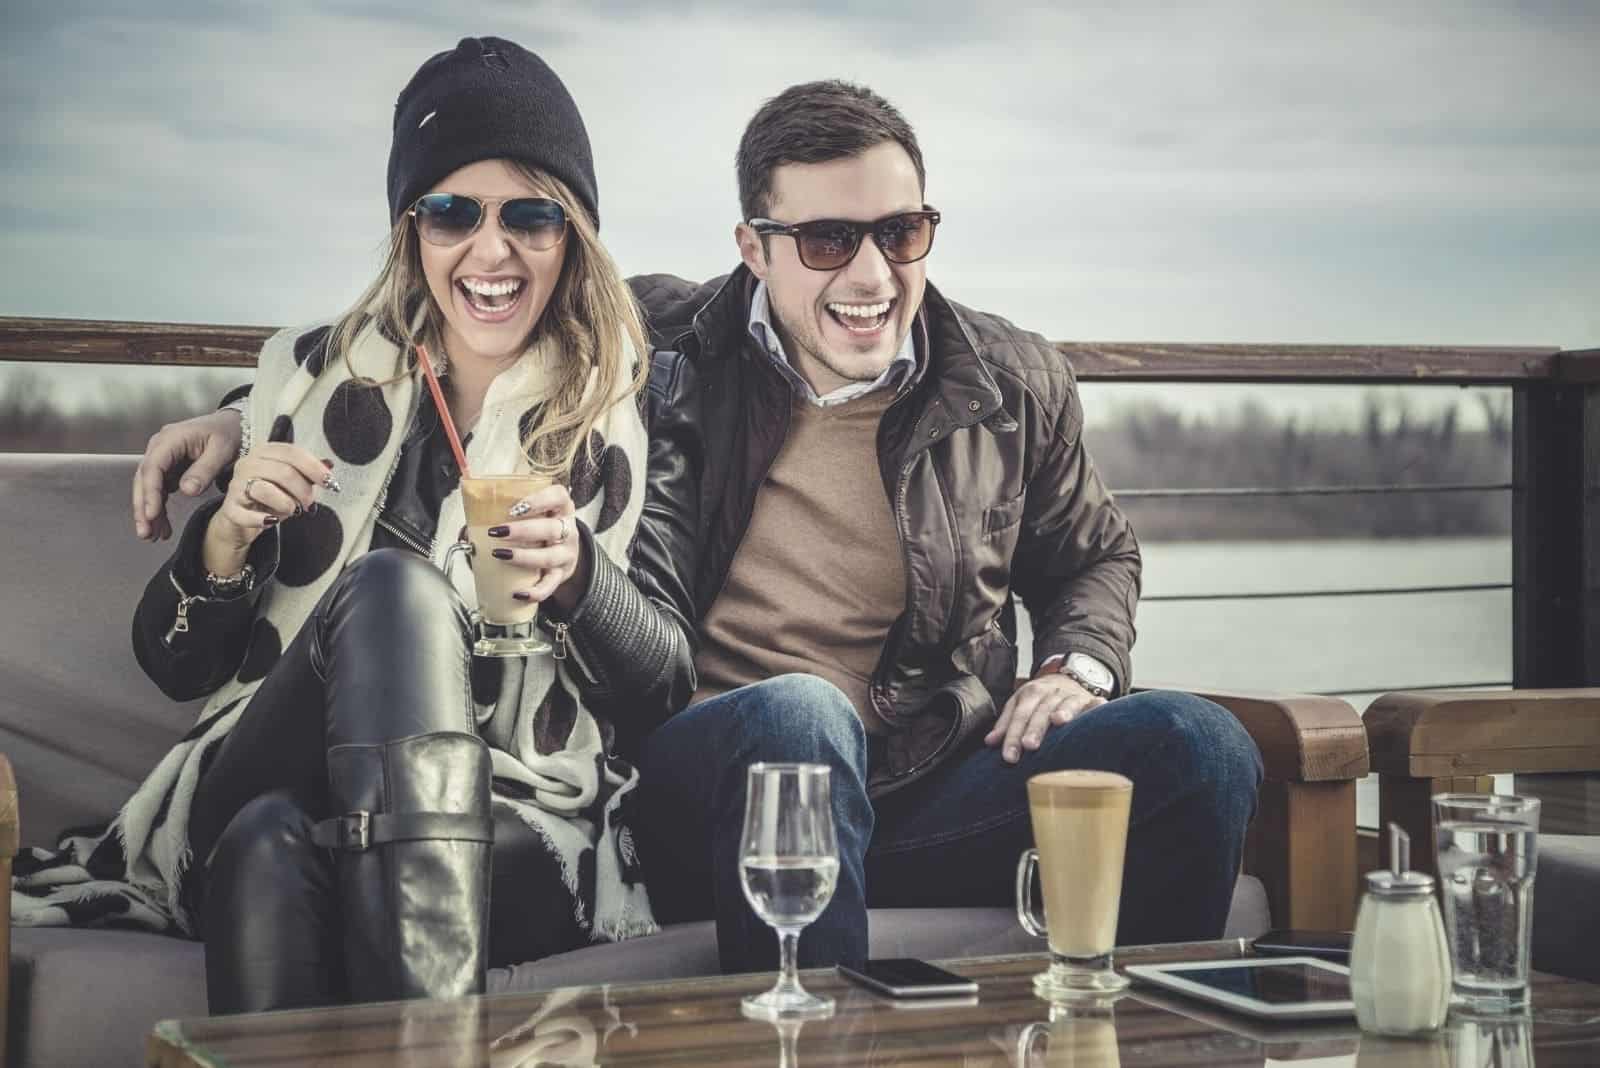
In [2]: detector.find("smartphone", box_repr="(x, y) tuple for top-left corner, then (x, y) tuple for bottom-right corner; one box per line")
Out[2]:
(1250, 929), (1353, 963)
(836, 958), (980, 998)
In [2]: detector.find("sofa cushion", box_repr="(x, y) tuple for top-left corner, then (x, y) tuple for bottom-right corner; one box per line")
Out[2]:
(10, 878), (1270, 1067)
(1531, 833), (1600, 983)
(0, 455), (208, 849)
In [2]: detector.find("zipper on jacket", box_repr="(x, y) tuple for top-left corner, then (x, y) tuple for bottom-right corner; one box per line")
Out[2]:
(542, 617), (601, 685)
(164, 571), (207, 646)
(929, 450), (966, 653)
(373, 511), (434, 558)
(867, 418), (932, 736)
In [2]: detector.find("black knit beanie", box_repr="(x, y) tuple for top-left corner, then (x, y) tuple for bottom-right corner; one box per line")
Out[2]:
(387, 36), (598, 228)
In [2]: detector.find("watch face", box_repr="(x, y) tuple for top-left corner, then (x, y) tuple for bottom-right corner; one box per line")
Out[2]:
(1067, 654), (1112, 690)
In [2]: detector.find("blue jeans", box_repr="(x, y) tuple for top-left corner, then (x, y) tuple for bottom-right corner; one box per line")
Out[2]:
(633, 675), (1263, 974)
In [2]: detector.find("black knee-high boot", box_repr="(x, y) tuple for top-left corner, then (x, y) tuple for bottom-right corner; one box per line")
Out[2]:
(314, 730), (494, 1002)
(305, 551), (496, 1003)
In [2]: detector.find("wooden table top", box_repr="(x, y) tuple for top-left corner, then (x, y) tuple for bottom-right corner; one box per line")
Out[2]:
(147, 940), (1600, 1067)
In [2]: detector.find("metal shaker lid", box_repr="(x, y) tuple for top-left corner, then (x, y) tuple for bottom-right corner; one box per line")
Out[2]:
(1365, 822), (1437, 896)
(1365, 869), (1436, 896)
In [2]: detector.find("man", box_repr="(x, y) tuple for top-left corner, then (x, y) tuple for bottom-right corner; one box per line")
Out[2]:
(134, 81), (1261, 973)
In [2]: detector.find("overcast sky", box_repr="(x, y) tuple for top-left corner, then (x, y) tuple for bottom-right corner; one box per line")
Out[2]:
(3, 0), (1596, 425)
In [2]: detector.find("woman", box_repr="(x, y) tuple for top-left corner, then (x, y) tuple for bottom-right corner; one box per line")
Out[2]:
(14, 37), (679, 1013)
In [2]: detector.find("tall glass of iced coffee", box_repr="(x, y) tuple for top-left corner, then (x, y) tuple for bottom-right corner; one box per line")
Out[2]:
(1015, 769), (1134, 998)
(454, 474), (552, 657)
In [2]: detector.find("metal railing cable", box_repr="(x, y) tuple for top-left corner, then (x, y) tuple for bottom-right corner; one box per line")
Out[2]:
(1142, 582), (1509, 604)
(1115, 481), (1512, 500)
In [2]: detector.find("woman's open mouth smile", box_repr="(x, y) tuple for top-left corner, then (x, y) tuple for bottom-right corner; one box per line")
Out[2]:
(457, 277), (527, 323)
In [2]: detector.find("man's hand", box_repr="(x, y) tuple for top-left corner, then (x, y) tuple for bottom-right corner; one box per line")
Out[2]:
(132, 408), (245, 542)
(985, 673), (1107, 764)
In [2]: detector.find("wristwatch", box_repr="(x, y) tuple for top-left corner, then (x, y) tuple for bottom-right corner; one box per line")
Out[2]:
(1038, 652), (1115, 698)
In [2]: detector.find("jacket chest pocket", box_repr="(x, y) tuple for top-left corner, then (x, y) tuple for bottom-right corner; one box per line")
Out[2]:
(981, 492), (1025, 541)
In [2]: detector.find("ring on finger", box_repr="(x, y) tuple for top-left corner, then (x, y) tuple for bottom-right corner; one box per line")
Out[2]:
(241, 477), (260, 504)
(557, 517), (569, 543)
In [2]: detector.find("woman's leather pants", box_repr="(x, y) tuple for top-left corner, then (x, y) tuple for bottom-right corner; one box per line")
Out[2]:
(195, 549), (493, 1014)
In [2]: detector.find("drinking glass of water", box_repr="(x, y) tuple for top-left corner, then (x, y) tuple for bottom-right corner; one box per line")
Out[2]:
(739, 763), (839, 1020)
(1434, 793), (1541, 1012)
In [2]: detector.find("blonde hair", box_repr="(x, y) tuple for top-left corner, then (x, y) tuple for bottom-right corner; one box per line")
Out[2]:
(326, 165), (648, 481)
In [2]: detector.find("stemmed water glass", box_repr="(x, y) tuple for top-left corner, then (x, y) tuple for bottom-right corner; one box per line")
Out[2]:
(738, 763), (839, 1020)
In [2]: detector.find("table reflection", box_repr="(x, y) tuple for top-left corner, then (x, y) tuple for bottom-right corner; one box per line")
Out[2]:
(1448, 1012), (1533, 1068)
(1014, 994), (1124, 1068)
(488, 987), (631, 1068)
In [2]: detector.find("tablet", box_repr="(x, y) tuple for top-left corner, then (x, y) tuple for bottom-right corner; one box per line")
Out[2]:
(1123, 957), (1354, 1020)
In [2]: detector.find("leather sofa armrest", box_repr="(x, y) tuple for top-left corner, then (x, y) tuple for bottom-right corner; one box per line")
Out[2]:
(1140, 684), (1369, 783)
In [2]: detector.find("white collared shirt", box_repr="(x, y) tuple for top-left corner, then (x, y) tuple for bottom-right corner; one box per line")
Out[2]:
(747, 282), (916, 407)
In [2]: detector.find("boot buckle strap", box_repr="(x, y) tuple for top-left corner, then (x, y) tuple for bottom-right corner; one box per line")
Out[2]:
(315, 811), (372, 851)
(313, 811), (495, 851)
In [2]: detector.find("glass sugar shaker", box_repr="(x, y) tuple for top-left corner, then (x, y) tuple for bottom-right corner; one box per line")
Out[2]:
(1349, 823), (1453, 1035)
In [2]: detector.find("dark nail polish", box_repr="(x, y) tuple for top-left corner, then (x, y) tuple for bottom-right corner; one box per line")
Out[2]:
(491, 548), (513, 560)
(308, 502), (319, 514)
(321, 458), (335, 469)
(487, 525), (510, 537)
(263, 515), (279, 528)
(512, 591), (533, 602)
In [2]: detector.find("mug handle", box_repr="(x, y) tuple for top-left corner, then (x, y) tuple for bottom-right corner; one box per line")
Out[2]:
(1016, 848), (1048, 938)
(1016, 1021), (1048, 1066)
(442, 538), (474, 580)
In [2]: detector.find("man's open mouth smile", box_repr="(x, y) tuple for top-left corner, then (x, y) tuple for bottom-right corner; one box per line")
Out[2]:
(826, 299), (894, 334)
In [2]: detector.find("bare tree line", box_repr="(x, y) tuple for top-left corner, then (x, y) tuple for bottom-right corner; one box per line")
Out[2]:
(0, 368), (249, 454)
(1089, 391), (1511, 539)
(2, 368), (1512, 540)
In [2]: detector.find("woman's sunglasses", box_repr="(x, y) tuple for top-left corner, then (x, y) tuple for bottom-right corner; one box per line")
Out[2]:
(409, 193), (568, 250)
(747, 208), (941, 271)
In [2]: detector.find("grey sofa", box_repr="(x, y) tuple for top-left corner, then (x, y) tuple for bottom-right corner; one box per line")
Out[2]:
(8, 454), (1374, 1067)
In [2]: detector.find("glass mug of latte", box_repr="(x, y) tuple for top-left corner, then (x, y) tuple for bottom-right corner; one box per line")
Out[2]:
(1016, 770), (1134, 998)
(443, 474), (553, 658)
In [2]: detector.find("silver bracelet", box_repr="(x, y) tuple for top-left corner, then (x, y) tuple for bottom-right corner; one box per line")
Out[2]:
(204, 562), (256, 599)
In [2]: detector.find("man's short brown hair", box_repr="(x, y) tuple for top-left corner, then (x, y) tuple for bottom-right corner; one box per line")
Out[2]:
(736, 80), (926, 222)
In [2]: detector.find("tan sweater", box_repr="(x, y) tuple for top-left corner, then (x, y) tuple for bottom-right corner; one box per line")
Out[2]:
(692, 390), (905, 733)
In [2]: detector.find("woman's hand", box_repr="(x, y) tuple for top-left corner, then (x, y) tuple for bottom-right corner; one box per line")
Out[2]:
(485, 483), (586, 608)
(204, 445), (334, 573)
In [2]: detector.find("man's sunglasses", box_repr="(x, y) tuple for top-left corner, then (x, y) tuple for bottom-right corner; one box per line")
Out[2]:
(409, 193), (568, 250)
(748, 208), (941, 271)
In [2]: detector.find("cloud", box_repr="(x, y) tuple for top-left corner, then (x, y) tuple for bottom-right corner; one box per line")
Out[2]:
(1, 0), (1595, 359)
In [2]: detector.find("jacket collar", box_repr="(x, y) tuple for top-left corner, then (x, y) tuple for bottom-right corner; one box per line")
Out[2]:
(688, 265), (1012, 432)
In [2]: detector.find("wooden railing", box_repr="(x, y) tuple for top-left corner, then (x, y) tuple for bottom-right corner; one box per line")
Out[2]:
(2, 315), (1596, 692)
(0, 314), (1591, 381)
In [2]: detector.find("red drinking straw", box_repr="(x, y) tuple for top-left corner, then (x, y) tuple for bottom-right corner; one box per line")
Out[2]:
(415, 343), (472, 479)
